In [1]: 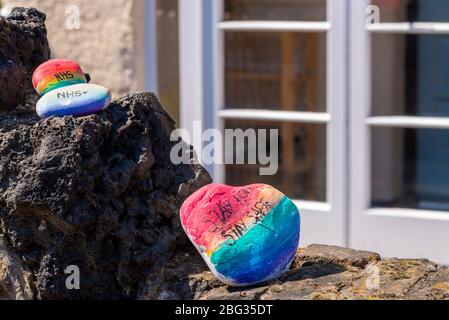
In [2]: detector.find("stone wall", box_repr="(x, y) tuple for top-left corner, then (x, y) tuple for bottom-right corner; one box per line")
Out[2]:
(2, 0), (146, 99)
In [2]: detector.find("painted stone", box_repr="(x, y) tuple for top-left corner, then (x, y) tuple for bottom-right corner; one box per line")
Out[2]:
(32, 59), (88, 95)
(36, 83), (112, 118)
(180, 183), (301, 287)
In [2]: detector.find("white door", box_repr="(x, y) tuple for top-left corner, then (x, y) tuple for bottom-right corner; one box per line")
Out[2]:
(179, 0), (348, 247)
(350, 0), (449, 264)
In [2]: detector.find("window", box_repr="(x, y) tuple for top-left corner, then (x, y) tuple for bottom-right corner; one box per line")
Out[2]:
(224, 0), (326, 21)
(204, 0), (347, 245)
(369, 0), (449, 211)
(220, 0), (328, 202)
(223, 30), (327, 201)
(225, 120), (326, 201)
(350, 0), (449, 263)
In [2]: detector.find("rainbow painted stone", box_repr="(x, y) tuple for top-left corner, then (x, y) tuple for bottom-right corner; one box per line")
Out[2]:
(36, 84), (112, 118)
(180, 184), (301, 287)
(32, 59), (88, 96)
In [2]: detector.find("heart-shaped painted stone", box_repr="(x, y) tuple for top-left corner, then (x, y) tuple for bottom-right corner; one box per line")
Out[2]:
(36, 83), (111, 118)
(180, 184), (301, 286)
(32, 59), (88, 96)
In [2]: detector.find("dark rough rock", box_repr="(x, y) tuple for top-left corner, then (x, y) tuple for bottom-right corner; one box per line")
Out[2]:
(0, 8), (51, 112)
(0, 7), (211, 300)
(0, 91), (211, 299)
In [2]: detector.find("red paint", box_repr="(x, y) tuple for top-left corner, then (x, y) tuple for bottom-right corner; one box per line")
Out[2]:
(180, 183), (282, 253)
(32, 59), (85, 88)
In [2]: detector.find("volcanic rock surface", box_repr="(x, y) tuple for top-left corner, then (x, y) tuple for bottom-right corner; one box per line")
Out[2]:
(0, 8), (211, 299)
(0, 89), (211, 299)
(0, 7), (50, 112)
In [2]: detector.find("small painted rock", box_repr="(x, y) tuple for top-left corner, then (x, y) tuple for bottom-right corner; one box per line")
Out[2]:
(180, 184), (301, 287)
(32, 59), (88, 95)
(36, 84), (112, 118)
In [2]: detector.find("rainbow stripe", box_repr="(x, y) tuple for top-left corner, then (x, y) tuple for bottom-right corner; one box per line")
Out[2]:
(32, 59), (87, 96)
(180, 184), (301, 286)
(36, 84), (111, 118)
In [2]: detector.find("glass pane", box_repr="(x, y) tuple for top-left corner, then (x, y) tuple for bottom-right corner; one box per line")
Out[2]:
(371, 33), (449, 117)
(372, 127), (449, 211)
(224, 0), (327, 21)
(225, 32), (326, 112)
(372, 0), (449, 23)
(156, 0), (180, 124)
(225, 120), (326, 202)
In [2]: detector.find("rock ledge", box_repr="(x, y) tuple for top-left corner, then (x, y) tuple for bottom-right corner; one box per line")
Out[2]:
(153, 244), (449, 300)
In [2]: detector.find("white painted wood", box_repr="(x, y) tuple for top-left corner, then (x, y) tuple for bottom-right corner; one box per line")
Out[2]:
(217, 21), (331, 32)
(212, 0), (225, 184)
(179, 0), (204, 155)
(144, 0), (158, 93)
(299, 208), (344, 246)
(325, 0), (348, 247)
(356, 208), (449, 264)
(367, 116), (449, 129)
(350, 0), (373, 253)
(217, 109), (331, 124)
(367, 208), (449, 223)
(294, 200), (331, 213)
(367, 22), (449, 34)
(350, 0), (449, 264)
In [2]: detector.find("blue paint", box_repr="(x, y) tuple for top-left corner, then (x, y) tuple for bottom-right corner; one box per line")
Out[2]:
(36, 84), (111, 118)
(210, 196), (300, 285)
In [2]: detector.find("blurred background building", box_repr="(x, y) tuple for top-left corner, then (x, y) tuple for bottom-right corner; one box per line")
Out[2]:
(2, 0), (449, 264)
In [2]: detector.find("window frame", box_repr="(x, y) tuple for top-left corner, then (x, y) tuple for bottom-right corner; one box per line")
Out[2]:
(177, 0), (348, 246)
(350, 0), (449, 264)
